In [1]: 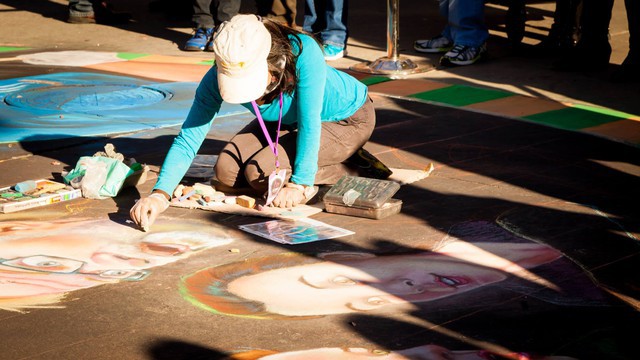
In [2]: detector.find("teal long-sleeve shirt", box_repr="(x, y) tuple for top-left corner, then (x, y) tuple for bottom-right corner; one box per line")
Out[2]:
(154, 34), (368, 196)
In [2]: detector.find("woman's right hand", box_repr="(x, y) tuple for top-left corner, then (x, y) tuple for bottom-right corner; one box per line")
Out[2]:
(130, 193), (170, 232)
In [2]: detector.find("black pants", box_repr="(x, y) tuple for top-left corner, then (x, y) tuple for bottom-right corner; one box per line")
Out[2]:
(192, 0), (241, 28)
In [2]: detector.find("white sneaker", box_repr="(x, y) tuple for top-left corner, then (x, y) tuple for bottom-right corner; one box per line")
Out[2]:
(440, 44), (487, 66)
(414, 35), (453, 53)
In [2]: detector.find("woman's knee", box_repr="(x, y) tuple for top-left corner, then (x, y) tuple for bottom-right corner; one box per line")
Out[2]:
(243, 161), (271, 191)
(214, 151), (241, 187)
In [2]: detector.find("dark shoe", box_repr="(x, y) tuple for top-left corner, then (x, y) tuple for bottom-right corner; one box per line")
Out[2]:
(345, 148), (393, 180)
(185, 27), (214, 51)
(536, 28), (578, 56)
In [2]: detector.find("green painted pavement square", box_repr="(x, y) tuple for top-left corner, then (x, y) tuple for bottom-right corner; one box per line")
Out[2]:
(117, 53), (149, 60)
(410, 85), (513, 106)
(0, 46), (29, 52)
(360, 76), (392, 86)
(524, 107), (626, 130)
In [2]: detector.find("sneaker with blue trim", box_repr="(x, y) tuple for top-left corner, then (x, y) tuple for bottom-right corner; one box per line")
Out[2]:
(323, 44), (345, 61)
(440, 43), (487, 66)
(414, 35), (453, 53)
(184, 27), (214, 51)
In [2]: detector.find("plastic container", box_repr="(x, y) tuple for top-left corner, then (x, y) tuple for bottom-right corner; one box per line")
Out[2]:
(323, 175), (400, 209)
(323, 175), (402, 219)
(324, 198), (402, 219)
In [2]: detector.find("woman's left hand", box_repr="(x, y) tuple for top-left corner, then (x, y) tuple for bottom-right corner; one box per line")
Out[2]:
(272, 186), (305, 208)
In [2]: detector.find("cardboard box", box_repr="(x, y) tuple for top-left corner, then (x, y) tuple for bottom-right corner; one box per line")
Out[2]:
(0, 180), (82, 213)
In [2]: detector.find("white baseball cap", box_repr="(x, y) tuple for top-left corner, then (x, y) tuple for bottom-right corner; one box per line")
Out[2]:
(213, 14), (272, 104)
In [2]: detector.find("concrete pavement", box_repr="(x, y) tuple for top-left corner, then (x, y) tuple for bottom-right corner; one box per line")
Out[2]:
(0, 1), (639, 359)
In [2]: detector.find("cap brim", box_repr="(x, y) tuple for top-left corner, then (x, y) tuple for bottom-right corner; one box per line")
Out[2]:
(217, 61), (269, 104)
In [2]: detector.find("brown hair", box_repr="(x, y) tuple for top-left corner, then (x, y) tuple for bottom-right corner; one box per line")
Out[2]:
(260, 19), (322, 103)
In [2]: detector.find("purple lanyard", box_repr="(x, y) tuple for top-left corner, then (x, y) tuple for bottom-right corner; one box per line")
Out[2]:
(251, 93), (284, 168)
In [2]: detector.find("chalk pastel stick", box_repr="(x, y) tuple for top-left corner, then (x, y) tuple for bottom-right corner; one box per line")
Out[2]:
(31, 182), (67, 196)
(14, 181), (37, 193)
(178, 190), (196, 202)
(236, 195), (255, 209)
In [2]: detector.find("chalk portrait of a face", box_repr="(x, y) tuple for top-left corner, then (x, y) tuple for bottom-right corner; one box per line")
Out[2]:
(180, 221), (582, 319)
(0, 218), (232, 312)
(225, 345), (577, 360)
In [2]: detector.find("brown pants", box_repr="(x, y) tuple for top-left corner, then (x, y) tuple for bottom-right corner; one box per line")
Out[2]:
(215, 97), (375, 191)
(257, 0), (298, 27)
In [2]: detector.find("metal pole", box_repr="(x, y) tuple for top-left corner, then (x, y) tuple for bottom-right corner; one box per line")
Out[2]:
(388, 0), (398, 59)
(351, 0), (432, 78)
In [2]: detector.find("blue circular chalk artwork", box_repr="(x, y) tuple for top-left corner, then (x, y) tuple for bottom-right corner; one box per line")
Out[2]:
(5, 85), (169, 112)
(0, 72), (248, 143)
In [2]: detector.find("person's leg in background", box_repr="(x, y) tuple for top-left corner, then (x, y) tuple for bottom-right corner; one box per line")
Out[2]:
(304, 0), (348, 61)
(320, 0), (348, 60)
(67, 0), (130, 24)
(612, 0), (639, 82)
(303, 0), (320, 36)
(185, 0), (240, 52)
(554, 0), (614, 71)
(540, 0), (582, 54)
(185, 0), (215, 51)
(266, 0), (298, 27)
(216, 0), (241, 23)
(414, 1), (454, 54)
(212, 0), (241, 50)
(440, 0), (488, 66)
(414, 0), (487, 66)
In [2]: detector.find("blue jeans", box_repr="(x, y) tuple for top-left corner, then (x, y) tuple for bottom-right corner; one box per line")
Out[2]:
(440, 0), (488, 47)
(303, 0), (348, 48)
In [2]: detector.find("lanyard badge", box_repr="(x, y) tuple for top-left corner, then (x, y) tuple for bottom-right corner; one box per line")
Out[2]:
(265, 168), (287, 206)
(251, 94), (285, 207)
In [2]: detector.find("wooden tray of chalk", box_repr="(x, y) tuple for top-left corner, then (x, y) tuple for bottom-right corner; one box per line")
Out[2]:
(168, 183), (322, 220)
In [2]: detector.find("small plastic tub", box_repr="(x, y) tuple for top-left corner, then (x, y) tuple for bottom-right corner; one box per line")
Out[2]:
(324, 198), (402, 219)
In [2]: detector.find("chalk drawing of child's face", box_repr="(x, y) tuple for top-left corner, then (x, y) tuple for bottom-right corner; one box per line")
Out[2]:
(182, 221), (562, 318)
(228, 254), (505, 316)
(227, 244), (555, 316)
(0, 218), (232, 301)
(228, 345), (576, 360)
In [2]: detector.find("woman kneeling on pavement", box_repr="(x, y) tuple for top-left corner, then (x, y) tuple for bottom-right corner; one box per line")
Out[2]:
(130, 14), (375, 231)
